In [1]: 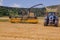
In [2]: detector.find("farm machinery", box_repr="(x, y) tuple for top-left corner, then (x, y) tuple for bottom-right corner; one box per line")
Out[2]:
(9, 4), (44, 23)
(9, 9), (38, 23)
(44, 8), (59, 27)
(9, 4), (43, 23)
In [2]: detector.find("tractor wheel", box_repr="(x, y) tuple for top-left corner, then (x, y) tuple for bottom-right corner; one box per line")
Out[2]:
(54, 21), (58, 27)
(54, 24), (58, 27)
(44, 20), (48, 26)
(44, 22), (48, 26)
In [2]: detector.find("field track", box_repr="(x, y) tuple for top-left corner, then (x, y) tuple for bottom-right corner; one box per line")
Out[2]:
(0, 17), (60, 40)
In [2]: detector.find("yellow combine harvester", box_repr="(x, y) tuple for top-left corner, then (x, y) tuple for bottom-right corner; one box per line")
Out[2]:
(9, 4), (43, 23)
(9, 10), (38, 23)
(9, 9), (38, 23)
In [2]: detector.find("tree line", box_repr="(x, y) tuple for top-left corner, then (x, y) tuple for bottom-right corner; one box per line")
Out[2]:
(0, 6), (60, 17)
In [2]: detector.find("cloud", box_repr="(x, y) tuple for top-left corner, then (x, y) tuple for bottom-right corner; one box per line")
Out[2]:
(0, 0), (3, 2)
(0, 0), (3, 5)
(10, 3), (21, 8)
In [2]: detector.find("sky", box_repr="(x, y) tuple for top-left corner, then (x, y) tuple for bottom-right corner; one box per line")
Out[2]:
(0, 0), (60, 8)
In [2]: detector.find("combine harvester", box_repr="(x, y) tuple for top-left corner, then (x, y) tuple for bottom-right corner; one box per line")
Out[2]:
(9, 10), (38, 24)
(44, 8), (59, 27)
(9, 4), (43, 24)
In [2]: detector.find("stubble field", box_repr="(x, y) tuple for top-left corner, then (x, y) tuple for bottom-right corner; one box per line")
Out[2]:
(0, 17), (60, 40)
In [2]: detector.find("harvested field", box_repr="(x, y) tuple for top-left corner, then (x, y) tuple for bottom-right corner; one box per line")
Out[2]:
(0, 17), (60, 40)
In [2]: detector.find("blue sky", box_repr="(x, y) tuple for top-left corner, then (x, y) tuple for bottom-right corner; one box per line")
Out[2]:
(0, 0), (60, 8)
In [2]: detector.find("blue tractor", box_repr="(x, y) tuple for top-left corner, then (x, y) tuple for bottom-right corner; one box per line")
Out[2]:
(44, 12), (59, 27)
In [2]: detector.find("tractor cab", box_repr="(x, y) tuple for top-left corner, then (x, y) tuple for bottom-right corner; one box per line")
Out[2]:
(47, 12), (57, 20)
(48, 12), (55, 16)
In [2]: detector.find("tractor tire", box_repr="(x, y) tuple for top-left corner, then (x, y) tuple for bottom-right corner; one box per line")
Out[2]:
(44, 20), (49, 26)
(54, 21), (58, 27)
(44, 22), (48, 26)
(54, 24), (58, 27)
